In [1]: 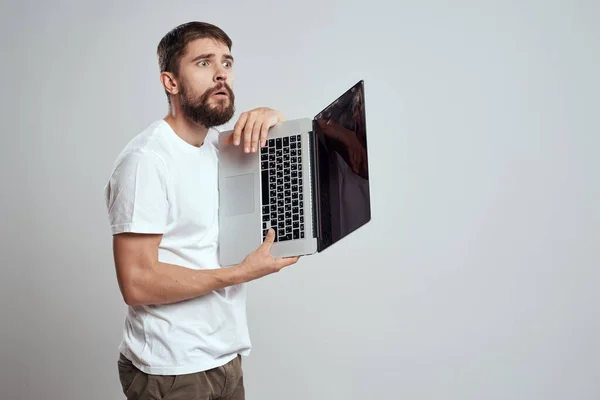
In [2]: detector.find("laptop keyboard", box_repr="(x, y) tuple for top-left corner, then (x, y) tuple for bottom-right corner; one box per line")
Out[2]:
(260, 135), (305, 242)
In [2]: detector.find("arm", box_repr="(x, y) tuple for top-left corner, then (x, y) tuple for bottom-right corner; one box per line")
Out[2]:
(113, 229), (293, 306)
(113, 233), (242, 306)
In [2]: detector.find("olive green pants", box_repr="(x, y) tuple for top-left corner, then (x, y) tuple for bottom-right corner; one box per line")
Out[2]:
(117, 353), (244, 400)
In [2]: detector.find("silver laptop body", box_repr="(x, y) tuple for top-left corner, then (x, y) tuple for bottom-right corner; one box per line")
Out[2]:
(218, 118), (319, 266)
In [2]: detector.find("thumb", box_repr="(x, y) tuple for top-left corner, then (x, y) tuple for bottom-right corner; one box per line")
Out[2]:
(260, 228), (276, 251)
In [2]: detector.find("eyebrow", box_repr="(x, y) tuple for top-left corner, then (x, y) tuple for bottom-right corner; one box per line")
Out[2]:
(191, 53), (234, 63)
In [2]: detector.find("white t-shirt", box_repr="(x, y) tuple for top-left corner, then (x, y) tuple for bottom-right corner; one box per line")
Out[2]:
(103, 119), (251, 375)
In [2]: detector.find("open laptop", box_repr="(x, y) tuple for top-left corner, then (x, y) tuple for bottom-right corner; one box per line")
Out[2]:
(218, 80), (371, 266)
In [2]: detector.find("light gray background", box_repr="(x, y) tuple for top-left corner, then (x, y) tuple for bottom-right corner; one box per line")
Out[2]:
(1, 0), (599, 399)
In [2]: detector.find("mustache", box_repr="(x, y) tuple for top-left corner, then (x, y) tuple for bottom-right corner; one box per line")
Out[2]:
(208, 82), (234, 98)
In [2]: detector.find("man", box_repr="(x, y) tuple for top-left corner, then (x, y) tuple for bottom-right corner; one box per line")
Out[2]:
(104, 21), (299, 400)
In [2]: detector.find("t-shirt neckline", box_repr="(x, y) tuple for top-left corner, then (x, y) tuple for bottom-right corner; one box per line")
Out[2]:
(160, 119), (214, 154)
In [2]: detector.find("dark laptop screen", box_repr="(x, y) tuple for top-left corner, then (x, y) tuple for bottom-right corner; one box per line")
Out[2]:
(313, 80), (371, 252)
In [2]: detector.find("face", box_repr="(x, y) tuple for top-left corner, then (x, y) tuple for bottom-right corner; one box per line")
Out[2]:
(173, 38), (236, 128)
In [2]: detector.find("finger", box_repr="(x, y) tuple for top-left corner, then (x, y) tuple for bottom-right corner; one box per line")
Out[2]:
(275, 256), (300, 270)
(251, 119), (262, 152)
(243, 114), (257, 153)
(232, 113), (249, 146)
(260, 228), (275, 252)
(259, 121), (269, 148)
(223, 132), (234, 146)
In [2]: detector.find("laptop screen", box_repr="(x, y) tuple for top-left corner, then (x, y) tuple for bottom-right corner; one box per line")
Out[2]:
(313, 80), (371, 252)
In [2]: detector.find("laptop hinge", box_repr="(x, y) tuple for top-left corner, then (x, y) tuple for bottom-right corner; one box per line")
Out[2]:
(308, 127), (320, 240)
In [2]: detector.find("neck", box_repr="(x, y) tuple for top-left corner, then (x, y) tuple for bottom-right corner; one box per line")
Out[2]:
(163, 106), (209, 147)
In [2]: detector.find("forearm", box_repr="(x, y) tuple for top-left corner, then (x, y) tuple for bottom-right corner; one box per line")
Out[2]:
(124, 261), (245, 306)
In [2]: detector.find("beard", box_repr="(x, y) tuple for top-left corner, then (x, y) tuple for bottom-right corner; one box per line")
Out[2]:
(179, 81), (235, 128)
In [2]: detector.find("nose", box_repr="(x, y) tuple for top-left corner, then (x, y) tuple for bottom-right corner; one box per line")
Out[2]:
(214, 65), (228, 83)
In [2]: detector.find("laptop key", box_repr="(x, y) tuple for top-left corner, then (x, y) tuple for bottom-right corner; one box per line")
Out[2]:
(261, 170), (269, 205)
(285, 197), (291, 205)
(276, 138), (282, 149)
(283, 137), (289, 147)
(293, 214), (299, 221)
(293, 221), (299, 229)
(293, 229), (300, 240)
(262, 206), (269, 215)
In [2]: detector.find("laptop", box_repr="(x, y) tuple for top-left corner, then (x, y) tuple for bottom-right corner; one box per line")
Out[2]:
(217, 80), (371, 266)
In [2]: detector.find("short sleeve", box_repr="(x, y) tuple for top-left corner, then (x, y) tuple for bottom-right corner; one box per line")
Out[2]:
(104, 150), (168, 235)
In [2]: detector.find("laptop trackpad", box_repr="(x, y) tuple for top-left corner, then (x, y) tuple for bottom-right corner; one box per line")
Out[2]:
(223, 173), (255, 217)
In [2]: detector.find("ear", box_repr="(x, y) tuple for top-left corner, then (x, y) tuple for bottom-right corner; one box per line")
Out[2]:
(160, 72), (179, 96)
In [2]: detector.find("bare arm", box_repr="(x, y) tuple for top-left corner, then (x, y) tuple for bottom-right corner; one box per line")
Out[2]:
(113, 228), (296, 306)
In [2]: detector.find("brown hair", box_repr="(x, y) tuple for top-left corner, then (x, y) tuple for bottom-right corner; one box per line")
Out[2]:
(157, 22), (233, 104)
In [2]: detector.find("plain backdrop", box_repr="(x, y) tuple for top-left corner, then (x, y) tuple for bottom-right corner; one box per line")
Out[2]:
(1, 0), (599, 399)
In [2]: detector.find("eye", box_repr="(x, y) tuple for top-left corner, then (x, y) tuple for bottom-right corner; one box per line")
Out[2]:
(198, 60), (209, 67)
(223, 61), (233, 68)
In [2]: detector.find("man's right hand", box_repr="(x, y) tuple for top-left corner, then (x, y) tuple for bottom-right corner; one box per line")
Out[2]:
(236, 229), (300, 282)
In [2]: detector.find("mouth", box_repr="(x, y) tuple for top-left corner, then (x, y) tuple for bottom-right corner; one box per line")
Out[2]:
(212, 89), (229, 98)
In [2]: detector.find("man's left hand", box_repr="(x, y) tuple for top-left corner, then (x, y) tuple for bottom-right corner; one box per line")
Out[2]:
(230, 107), (286, 153)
